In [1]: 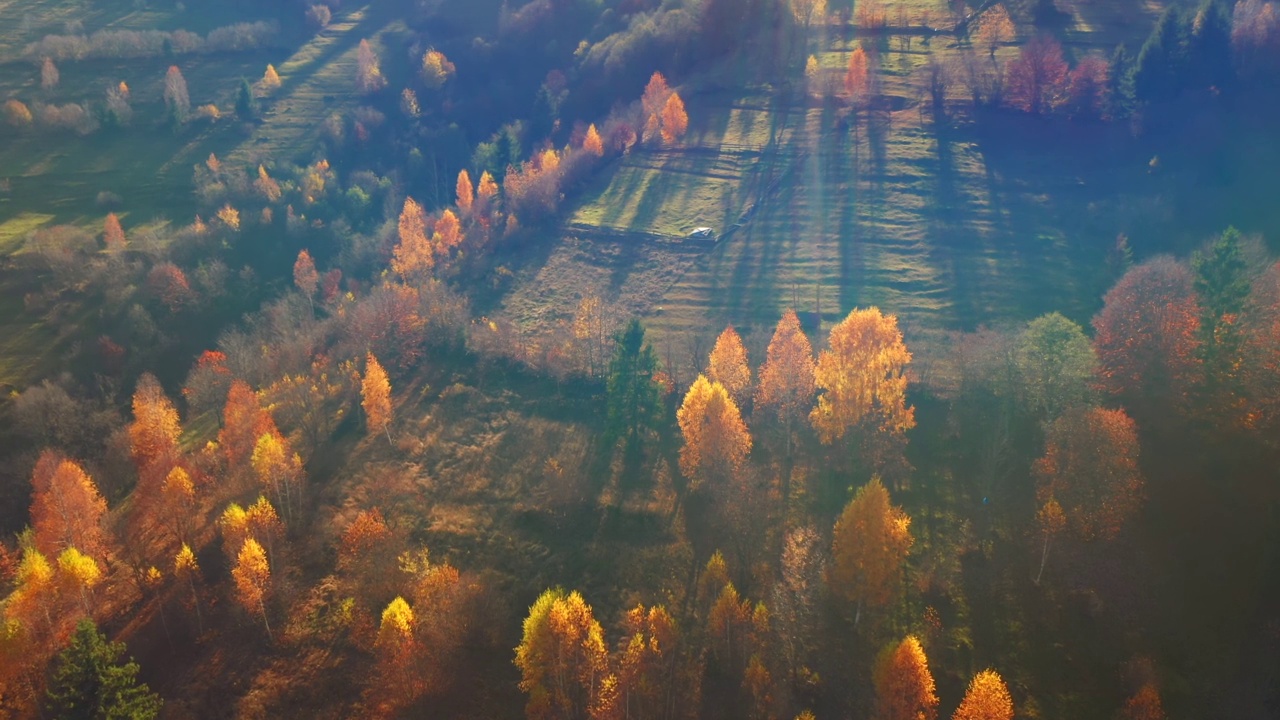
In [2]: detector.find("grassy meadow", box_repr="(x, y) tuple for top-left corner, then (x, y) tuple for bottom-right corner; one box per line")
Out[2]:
(498, 0), (1280, 373)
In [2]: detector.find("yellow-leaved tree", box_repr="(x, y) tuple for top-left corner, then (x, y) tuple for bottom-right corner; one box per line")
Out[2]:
(811, 307), (914, 444)
(232, 538), (272, 639)
(756, 309), (816, 453)
(829, 477), (912, 624)
(362, 352), (392, 443)
(708, 325), (751, 408)
(514, 588), (610, 720)
(375, 596), (422, 706)
(677, 375), (752, 487)
(952, 669), (1014, 720)
(392, 197), (433, 280)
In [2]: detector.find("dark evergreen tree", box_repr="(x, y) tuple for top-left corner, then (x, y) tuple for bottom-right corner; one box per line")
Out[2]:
(47, 620), (162, 720)
(1107, 44), (1135, 118)
(236, 78), (256, 121)
(1187, 0), (1235, 92)
(1193, 226), (1250, 323)
(1132, 7), (1188, 104)
(1192, 227), (1254, 419)
(605, 319), (663, 449)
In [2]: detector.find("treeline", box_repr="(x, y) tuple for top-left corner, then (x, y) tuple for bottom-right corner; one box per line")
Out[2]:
(21, 21), (280, 63)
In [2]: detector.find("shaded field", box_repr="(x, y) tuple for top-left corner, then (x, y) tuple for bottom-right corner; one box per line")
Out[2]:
(497, 0), (1280, 368)
(0, 0), (405, 388)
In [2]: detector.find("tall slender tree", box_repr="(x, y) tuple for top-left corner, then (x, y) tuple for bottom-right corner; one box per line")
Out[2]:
(362, 352), (392, 443)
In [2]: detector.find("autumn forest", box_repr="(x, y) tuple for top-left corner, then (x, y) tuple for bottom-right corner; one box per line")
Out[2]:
(0, 0), (1279, 717)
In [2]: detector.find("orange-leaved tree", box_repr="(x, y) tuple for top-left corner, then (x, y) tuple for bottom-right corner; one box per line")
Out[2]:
(362, 352), (392, 442)
(514, 588), (610, 720)
(103, 213), (126, 255)
(952, 669), (1014, 720)
(583, 124), (604, 158)
(810, 307), (914, 448)
(846, 45), (871, 105)
(660, 93), (689, 145)
(612, 603), (682, 718)
(158, 466), (197, 545)
(232, 538), (272, 639)
(456, 169), (474, 213)
(755, 309), (816, 452)
(829, 477), (912, 623)
(677, 375), (752, 487)
(375, 596), (423, 706)
(392, 197), (433, 280)
(708, 325), (751, 407)
(972, 5), (1015, 59)
(129, 373), (181, 479)
(873, 635), (938, 720)
(1121, 683), (1166, 720)
(30, 453), (109, 563)
(260, 63), (281, 93)
(1033, 406), (1143, 542)
(433, 208), (462, 261)
(219, 380), (277, 471)
(293, 249), (319, 312)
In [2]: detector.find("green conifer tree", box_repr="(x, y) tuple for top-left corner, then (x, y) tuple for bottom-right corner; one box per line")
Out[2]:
(47, 619), (162, 720)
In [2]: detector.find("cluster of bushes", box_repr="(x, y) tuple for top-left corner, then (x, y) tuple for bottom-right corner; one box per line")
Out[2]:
(22, 21), (279, 62)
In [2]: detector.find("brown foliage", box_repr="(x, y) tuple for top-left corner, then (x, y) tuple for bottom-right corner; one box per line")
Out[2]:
(1093, 257), (1203, 413)
(1121, 684), (1166, 720)
(293, 249), (319, 301)
(1064, 55), (1111, 119)
(40, 57), (59, 90)
(972, 6), (1015, 57)
(1033, 406), (1144, 542)
(1006, 35), (1069, 114)
(147, 262), (192, 311)
(873, 636), (938, 720)
(356, 39), (386, 94)
(102, 213), (126, 254)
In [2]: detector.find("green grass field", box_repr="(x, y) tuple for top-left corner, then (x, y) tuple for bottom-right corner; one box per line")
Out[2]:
(499, 0), (1280, 372)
